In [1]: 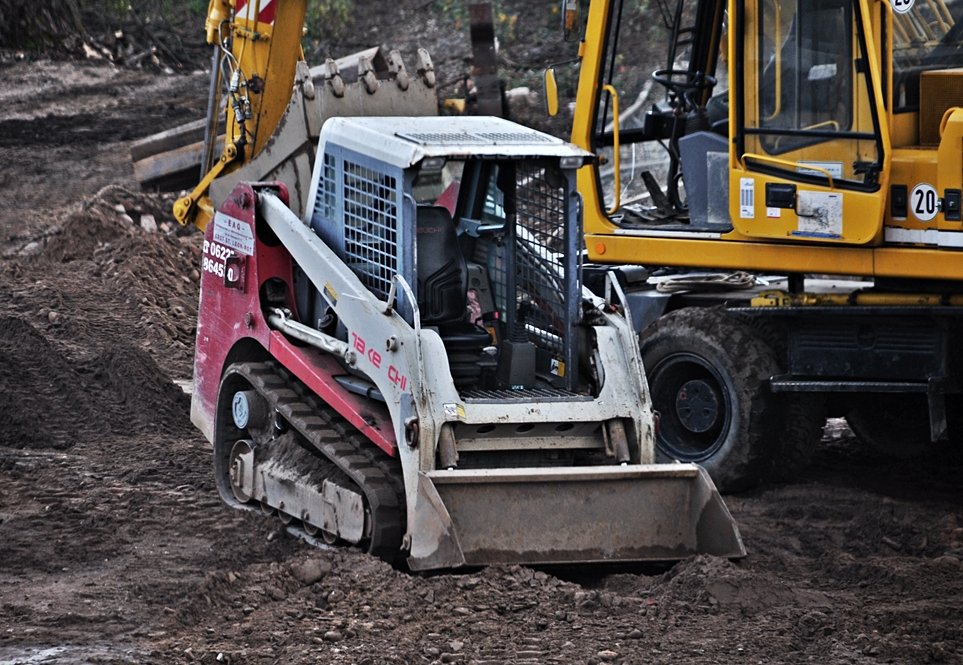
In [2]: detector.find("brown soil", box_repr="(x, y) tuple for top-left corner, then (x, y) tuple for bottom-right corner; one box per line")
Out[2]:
(1, 50), (961, 665)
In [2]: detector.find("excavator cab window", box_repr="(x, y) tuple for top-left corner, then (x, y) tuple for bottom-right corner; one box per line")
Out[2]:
(738, 0), (884, 188)
(891, 0), (963, 112)
(758, 0), (853, 154)
(591, 0), (728, 220)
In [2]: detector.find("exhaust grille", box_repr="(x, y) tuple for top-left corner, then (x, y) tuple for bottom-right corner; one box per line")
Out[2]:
(461, 387), (590, 403)
(341, 159), (399, 299)
(397, 129), (558, 147)
(310, 147), (407, 303)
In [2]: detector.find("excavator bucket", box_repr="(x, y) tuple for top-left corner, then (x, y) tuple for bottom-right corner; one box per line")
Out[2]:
(208, 47), (439, 220)
(135, 46), (438, 224)
(408, 463), (744, 570)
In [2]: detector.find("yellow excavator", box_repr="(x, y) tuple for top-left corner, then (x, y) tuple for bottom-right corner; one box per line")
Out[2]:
(549, 0), (963, 491)
(173, 1), (438, 229)
(176, 0), (744, 569)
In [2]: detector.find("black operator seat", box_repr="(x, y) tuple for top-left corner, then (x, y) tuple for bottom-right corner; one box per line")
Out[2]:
(415, 204), (493, 387)
(416, 204), (468, 324)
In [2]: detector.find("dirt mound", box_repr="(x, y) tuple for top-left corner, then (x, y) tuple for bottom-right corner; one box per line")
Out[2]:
(3, 186), (202, 379)
(0, 188), (199, 449)
(657, 555), (829, 613)
(0, 315), (96, 449)
(41, 186), (195, 260)
(0, 314), (191, 449)
(91, 344), (193, 433)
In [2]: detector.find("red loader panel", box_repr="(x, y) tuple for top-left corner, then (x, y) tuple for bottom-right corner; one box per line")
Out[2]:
(192, 182), (397, 456)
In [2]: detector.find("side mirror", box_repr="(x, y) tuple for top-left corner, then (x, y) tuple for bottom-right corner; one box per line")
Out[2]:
(544, 67), (560, 117)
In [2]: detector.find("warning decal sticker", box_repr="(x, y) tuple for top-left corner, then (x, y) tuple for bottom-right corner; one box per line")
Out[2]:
(212, 212), (255, 257)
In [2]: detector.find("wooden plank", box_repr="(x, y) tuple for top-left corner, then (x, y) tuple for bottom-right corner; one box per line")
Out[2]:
(133, 135), (224, 190)
(130, 117), (209, 162)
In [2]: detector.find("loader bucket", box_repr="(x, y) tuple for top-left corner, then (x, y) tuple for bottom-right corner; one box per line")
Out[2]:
(407, 463), (745, 571)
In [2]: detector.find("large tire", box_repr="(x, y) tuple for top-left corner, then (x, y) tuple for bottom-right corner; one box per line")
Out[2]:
(640, 307), (781, 492)
(766, 393), (826, 482)
(845, 393), (931, 458)
(738, 315), (826, 483)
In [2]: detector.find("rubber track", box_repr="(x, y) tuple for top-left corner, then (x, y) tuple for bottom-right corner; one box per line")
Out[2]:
(230, 361), (406, 562)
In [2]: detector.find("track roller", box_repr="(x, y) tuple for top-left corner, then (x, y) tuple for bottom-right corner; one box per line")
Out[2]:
(213, 361), (406, 562)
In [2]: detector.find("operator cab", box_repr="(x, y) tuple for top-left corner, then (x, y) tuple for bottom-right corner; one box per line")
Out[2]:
(296, 116), (595, 398)
(582, 0), (963, 243)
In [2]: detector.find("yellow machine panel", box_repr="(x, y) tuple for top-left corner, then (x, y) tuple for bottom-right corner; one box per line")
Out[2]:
(573, 0), (963, 280)
(561, 0), (963, 491)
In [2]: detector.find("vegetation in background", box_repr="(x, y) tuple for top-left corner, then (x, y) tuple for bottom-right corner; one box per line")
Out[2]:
(0, 0), (207, 68)
(304, 0), (353, 44)
(0, 0), (87, 52)
(433, 0), (519, 43)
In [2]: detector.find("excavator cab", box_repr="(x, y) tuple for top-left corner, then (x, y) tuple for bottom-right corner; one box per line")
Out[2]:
(573, 0), (963, 248)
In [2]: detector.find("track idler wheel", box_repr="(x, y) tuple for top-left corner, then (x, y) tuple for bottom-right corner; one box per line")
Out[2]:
(228, 440), (255, 503)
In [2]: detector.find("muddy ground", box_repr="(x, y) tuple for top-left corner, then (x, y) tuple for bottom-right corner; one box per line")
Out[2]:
(1, 40), (962, 665)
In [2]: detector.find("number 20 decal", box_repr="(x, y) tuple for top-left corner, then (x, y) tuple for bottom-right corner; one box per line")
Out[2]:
(911, 183), (939, 222)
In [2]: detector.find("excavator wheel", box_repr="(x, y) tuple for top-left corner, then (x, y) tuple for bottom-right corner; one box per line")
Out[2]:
(640, 307), (781, 493)
(766, 393), (826, 483)
(845, 394), (932, 458)
(737, 316), (827, 483)
(213, 361), (406, 562)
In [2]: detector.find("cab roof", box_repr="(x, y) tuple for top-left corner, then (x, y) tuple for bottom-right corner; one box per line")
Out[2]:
(318, 115), (592, 169)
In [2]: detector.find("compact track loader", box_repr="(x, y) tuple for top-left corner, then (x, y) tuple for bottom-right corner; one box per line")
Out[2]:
(190, 115), (744, 569)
